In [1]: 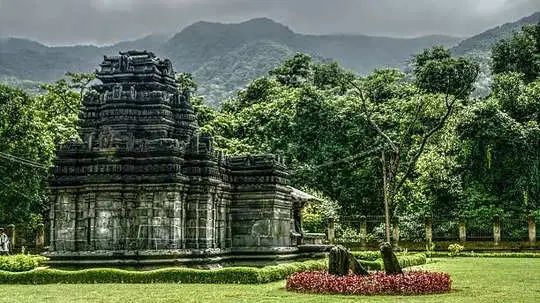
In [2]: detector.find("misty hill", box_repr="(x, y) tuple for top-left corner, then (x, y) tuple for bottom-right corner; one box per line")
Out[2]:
(165, 18), (459, 104)
(453, 12), (540, 55)
(450, 12), (540, 95)
(0, 18), (461, 106)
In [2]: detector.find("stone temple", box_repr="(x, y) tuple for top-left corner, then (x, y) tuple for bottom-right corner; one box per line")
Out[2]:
(46, 51), (322, 266)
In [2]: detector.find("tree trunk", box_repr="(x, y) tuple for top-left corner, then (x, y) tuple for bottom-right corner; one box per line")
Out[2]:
(329, 245), (368, 276)
(380, 242), (403, 275)
(382, 150), (391, 243)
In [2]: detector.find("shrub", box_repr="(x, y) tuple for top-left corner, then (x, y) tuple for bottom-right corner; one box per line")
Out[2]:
(448, 244), (465, 257)
(0, 254), (48, 272)
(351, 251), (381, 261)
(430, 251), (540, 258)
(0, 259), (327, 284)
(287, 271), (452, 295)
(352, 252), (427, 270)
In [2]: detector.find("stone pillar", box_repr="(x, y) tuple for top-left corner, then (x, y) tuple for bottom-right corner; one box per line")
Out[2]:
(7, 224), (15, 252)
(425, 217), (433, 244)
(359, 216), (367, 249)
(35, 223), (45, 251)
(528, 215), (536, 245)
(327, 217), (335, 244)
(459, 220), (467, 243)
(391, 218), (399, 247)
(493, 215), (501, 245)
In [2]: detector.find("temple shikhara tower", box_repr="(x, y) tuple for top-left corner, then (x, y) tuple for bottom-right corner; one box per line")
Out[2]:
(47, 51), (318, 265)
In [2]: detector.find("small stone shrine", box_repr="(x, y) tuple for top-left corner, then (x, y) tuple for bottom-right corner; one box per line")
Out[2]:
(46, 51), (321, 266)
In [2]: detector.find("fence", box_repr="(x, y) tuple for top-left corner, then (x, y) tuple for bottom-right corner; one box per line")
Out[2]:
(330, 214), (540, 250)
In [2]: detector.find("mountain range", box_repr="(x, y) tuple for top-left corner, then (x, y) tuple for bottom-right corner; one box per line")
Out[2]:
(1, 13), (539, 106)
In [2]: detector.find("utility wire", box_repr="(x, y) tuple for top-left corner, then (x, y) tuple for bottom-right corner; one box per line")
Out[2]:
(293, 145), (383, 174)
(0, 151), (49, 169)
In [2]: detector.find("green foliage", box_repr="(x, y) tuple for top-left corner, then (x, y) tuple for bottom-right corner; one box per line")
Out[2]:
(0, 73), (83, 226)
(492, 23), (540, 83)
(0, 259), (327, 284)
(413, 46), (479, 99)
(301, 190), (340, 233)
(447, 244), (464, 257)
(269, 53), (313, 87)
(350, 252), (427, 270)
(175, 72), (198, 96)
(429, 251), (540, 258)
(0, 255), (48, 272)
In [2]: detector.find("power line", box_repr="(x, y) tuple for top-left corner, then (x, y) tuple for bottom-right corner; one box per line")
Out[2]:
(293, 145), (382, 174)
(0, 151), (49, 169)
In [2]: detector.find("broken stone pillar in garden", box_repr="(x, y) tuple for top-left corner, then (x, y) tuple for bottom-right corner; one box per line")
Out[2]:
(380, 242), (402, 275)
(425, 216), (433, 244)
(327, 217), (335, 244)
(35, 223), (45, 251)
(528, 215), (536, 245)
(7, 224), (15, 251)
(392, 219), (399, 247)
(493, 215), (501, 245)
(359, 216), (367, 249)
(459, 221), (467, 242)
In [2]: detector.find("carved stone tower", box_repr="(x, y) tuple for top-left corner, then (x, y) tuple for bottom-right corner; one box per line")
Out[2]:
(47, 51), (314, 265)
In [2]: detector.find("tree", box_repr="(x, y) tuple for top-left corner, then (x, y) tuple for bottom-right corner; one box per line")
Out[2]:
(350, 47), (479, 242)
(413, 46), (479, 100)
(492, 23), (540, 83)
(269, 53), (313, 87)
(175, 72), (198, 96)
(0, 73), (84, 226)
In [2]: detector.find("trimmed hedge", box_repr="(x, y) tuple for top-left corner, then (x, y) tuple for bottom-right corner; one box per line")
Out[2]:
(0, 259), (327, 285)
(0, 253), (428, 284)
(429, 251), (540, 258)
(351, 251), (381, 261)
(352, 252), (427, 270)
(0, 255), (48, 272)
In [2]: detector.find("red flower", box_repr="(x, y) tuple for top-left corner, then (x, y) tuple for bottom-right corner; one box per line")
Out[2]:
(286, 271), (451, 295)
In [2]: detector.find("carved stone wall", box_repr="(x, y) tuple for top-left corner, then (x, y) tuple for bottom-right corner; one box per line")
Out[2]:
(48, 51), (302, 257)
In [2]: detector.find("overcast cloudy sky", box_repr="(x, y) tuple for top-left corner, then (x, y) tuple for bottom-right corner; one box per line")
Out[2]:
(0, 0), (539, 46)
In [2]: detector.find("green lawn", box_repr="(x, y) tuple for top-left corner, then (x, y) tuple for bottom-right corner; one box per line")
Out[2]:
(0, 258), (539, 303)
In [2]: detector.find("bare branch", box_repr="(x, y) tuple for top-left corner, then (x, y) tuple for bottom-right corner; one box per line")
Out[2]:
(348, 79), (399, 153)
(394, 93), (458, 193)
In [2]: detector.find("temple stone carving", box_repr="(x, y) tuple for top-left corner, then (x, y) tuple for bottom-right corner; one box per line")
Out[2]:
(46, 51), (320, 266)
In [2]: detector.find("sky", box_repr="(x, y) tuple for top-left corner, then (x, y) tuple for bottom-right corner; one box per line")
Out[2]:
(0, 0), (539, 46)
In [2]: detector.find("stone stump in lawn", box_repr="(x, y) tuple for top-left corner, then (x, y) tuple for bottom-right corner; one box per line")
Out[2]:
(328, 245), (368, 276)
(380, 242), (403, 275)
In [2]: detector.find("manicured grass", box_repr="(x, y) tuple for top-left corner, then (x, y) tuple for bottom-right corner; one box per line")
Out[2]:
(0, 258), (539, 302)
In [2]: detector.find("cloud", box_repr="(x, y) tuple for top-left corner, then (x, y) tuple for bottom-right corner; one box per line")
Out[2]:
(0, 0), (538, 45)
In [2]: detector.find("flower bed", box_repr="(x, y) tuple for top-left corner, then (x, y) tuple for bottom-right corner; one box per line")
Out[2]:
(286, 271), (451, 295)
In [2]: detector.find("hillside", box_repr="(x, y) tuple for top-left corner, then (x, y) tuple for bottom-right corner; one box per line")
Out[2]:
(0, 18), (462, 106)
(453, 12), (540, 55)
(451, 12), (540, 95)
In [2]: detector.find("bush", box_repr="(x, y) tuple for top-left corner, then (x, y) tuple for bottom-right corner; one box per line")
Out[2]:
(0, 259), (327, 284)
(448, 244), (465, 257)
(287, 271), (452, 295)
(0, 254), (48, 272)
(351, 252), (427, 270)
(430, 251), (540, 258)
(351, 251), (381, 261)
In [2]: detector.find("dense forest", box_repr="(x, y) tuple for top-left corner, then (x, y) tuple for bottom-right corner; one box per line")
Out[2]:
(0, 23), (539, 242)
